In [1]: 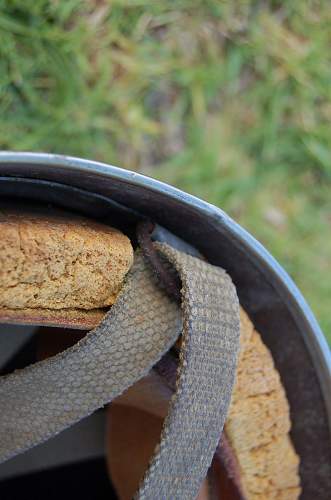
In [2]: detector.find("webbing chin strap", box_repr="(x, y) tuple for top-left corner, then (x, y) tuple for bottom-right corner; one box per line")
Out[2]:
(0, 243), (240, 499)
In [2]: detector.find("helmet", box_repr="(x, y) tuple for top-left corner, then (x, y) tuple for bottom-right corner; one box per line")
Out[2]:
(0, 152), (330, 498)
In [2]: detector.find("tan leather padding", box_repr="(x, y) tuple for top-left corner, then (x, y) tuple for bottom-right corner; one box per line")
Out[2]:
(0, 206), (133, 326)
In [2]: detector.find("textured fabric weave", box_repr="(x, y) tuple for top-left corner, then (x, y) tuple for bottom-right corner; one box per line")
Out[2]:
(0, 243), (240, 499)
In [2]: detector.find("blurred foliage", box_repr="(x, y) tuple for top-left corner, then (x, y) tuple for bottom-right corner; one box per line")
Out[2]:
(0, 1), (330, 339)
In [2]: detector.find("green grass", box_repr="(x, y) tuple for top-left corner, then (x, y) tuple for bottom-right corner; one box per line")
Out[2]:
(1, 1), (330, 340)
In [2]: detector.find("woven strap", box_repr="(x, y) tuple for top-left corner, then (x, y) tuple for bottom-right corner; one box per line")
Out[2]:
(0, 243), (240, 499)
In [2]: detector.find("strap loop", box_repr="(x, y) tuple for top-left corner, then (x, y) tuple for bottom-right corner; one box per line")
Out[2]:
(0, 244), (240, 499)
